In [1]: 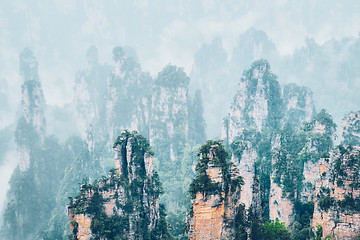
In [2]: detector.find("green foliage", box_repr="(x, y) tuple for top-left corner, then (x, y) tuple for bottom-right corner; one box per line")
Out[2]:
(155, 65), (189, 88)
(312, 109), (337, 134)
(2, 135), (74, 240)
(290, 201), (315, 240)
(188, 89), (206, 144)
(233, 204), (248, 240)
(251, 219), (292, 240)
(70, 221), (78, 240)
(337, 194), (360, 212)
(319, 196), (335, 211)
(189, 173), (221, 199)
(294, 200), (314, 227)
(315, 225), (323, 240)
(332, 145), (360, 191)
(189, 140), (243, 200)
(69, 132), (172, 240)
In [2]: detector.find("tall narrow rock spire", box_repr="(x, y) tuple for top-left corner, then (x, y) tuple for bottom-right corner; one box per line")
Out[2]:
(15, 48), (46, 171)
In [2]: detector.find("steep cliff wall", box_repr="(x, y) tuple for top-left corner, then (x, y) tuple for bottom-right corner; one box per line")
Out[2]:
(221, 59), (356, 239)
(188, 141), (244, 240)
(311, 111), (360, 239)
(223, 57), (360, 239)
(106, 47), (153, 142)
(2, 49), (72, 240)
(68, 131), (170, 240)
(224, 60), (292, 226)
(223, 60), (283, 144)
(142, 64), (206, 237)
(150, 64), (189, 162)
(282, 83), (315, 130)
(313, 146), (360, 239)
(74, 46), (110, 139)
(15, 48), (46, 172)
(340, 111), (360, 146)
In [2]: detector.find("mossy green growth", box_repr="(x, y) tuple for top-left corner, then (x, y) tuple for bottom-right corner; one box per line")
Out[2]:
(69, 131), (171, 240)
(189, 140), (244, 199)
(155, 64), (189, 88)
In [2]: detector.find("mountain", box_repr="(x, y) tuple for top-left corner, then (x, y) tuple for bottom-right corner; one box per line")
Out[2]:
(187, 140), (244, 239)
(189, 60), (360, 239)
(1, 49), (71, 240)
(68, 131), (171, 240)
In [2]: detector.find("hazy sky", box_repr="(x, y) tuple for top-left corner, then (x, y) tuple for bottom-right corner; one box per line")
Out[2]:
(0, 0), (360, 110)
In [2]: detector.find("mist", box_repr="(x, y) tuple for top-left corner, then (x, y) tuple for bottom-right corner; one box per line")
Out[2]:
(1, 1), (360, 239)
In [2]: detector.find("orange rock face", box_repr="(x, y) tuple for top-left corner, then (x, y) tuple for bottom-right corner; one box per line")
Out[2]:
(190, 192), (225, 240)
(188, 142), (243, 240)
(68, 210), (92, 240)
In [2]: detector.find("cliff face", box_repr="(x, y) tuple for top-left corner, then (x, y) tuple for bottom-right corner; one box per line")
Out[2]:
(313, 146), (360, 239)
(282, 83), (315, 130)
(68, 131), (170, 240)
(74, 46), (110, 139)
(149, 65), (195, 221)
(310, 111), (360, 239)
(188, 141), (244, 240)
(2, 49), (72, 240)
(15, 48), (46, 172)
(224, 60), (310, 224)
(106, 47), (153, 142)
(223, 60), (283, 144)
(340, 111), (360, 146)
(73, 51), (204, 238)
(221, 59), (360, 239)
(150, 64), (189, 162)
(190, 37), (230, 138)
(268, 110), (336, 230)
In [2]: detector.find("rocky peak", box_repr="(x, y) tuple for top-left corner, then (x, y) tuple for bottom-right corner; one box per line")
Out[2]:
(340, 111), (360, 146)
(188, 140), (244, 239)
(306, 109), (337, 155)
(230, 28), (278, 79)
(68, 131), (169, 240)
(74, 46), (109, 139)
(113, 130), (154, 179)
(106, 46), (152, 142)
(15, 48), (46, 172)
(222, 60), (351, 238)
(223, 59), (283, 144)
(150, 64), (190, 162)
(190, 36), (231, 138)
